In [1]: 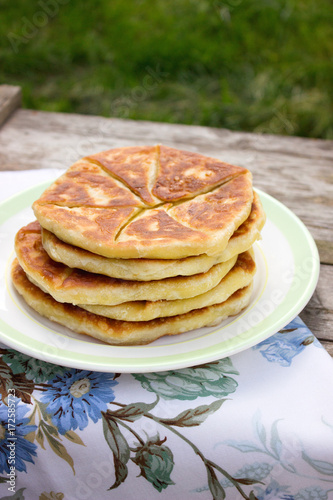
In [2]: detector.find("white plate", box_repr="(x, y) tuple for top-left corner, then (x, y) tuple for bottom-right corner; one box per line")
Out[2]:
(0, 183), (320, 373)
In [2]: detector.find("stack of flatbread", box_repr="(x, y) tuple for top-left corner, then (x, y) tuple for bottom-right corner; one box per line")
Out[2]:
(11, 145), (265, 345)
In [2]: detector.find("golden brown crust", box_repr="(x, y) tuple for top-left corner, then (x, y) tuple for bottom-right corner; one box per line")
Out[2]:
(15, 221), (237, 305)
(168, 172), (253, 235)
(33, 145), (254, 259)
(42, 191), (265, 280)
(87, 145), (159, 205)
(32, 205), (140, 252)
(11, 258), (253, 345)
(79, 250), (256, 322)
(153, 145), (248, 201)
(34, 159), (144, 208)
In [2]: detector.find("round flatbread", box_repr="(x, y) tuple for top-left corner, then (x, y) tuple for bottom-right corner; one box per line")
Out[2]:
(15, 221), (237, 305)
(11, 259), (253, 346)
(79, 249), (256, 321)
(42, 191), (265, 281)
(32, 145), (253, 259)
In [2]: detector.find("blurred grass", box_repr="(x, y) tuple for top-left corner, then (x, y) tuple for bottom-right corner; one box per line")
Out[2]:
(0, 0), (332, 138)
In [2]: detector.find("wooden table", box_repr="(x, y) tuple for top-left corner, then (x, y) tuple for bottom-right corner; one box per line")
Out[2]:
(1, 84), (332, 355)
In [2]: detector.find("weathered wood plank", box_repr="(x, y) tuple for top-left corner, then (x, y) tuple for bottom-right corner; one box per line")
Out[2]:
(315, 240), (333, 266)
(1, 109), (332, 162)
(2, 108), (333, 159)
(0, 85), (21, 128)
(0, 109), (332, 251)
(299, 263), (333, 341)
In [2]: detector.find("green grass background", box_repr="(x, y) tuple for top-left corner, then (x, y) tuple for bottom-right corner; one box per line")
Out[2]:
(1, 0), (332, 139)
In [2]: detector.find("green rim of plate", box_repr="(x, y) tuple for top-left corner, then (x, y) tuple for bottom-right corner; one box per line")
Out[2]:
(0, 183), (320, 372)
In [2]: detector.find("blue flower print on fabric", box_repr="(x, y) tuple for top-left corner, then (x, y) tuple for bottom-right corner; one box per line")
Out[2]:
(255, 480), (294, 500)
(41, 369), (118, 435)
(0, 397), (37, 473)
(253, 316), (320, 367)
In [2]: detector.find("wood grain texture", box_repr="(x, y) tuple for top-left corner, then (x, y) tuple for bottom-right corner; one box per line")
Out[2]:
(0, 105), (332, 354)
(1, 109), (332, 256)
(300, 264), (333, 343)
(0, 85), (21, 128)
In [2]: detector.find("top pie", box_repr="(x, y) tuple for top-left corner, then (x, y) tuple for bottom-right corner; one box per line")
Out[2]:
(33, 145), (253, 259)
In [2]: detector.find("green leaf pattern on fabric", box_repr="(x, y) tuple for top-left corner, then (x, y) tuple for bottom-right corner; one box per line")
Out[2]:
(0, 341), (332, 499)
(0, 349), (66, 384)
(133, 358), (239, 400)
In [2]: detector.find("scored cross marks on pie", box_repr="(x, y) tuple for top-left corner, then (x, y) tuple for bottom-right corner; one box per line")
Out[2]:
(11, 145), (266, 345)
(32, 145), (254, 260)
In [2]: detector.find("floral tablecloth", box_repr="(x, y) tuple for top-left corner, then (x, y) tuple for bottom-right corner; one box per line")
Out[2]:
(0, 171), (333, 500)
